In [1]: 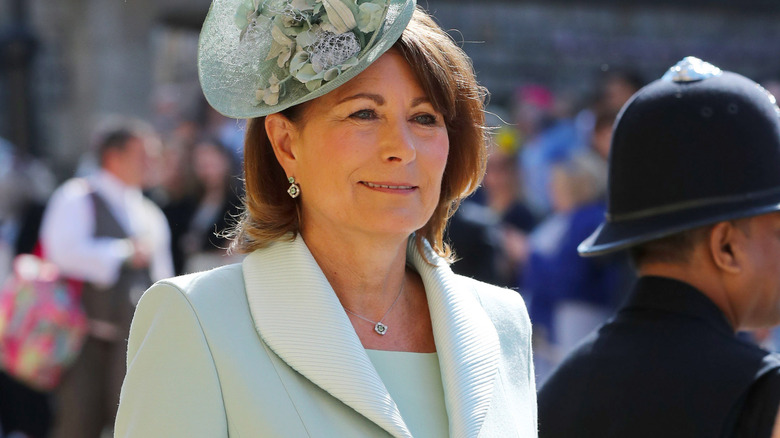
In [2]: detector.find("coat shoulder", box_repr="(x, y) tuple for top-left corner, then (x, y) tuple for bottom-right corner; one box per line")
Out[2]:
(148, 263), (246, 309)
(460, 276), (529, 314)
(458, 275), (532, 338)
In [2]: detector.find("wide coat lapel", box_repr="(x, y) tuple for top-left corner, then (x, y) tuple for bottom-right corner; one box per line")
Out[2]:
(243, 237), (501, 438)
(409, 240), (501, 438)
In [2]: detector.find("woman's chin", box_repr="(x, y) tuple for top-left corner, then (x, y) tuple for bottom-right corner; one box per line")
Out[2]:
(353, 215), (427, 240)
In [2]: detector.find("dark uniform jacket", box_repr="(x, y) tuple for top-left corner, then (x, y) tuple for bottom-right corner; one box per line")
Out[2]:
(538, 276), (780, 438)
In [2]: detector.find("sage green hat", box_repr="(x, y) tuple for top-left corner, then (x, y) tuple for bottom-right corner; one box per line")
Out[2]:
(198, 0), (417, 119)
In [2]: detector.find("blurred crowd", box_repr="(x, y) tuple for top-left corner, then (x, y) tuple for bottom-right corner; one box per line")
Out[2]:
(1, 66), (779, 437)
(0, 94), (246, 437)
(449, 70), (780, 384)
(446, 68), (644, 383)
(0, 96), (247, 280)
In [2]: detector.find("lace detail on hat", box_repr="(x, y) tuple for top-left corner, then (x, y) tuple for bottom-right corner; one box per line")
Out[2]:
(309, 31), (360, 72)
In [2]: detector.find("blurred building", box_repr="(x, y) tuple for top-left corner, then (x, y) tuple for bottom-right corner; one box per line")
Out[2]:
(432, 0), (780, 108)
(0, 0), (213, 178)
(1, 0), (780, 178)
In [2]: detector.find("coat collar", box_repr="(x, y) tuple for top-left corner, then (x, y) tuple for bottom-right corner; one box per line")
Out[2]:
(242, 236), (500, 438)
(623, 276), (735, 336)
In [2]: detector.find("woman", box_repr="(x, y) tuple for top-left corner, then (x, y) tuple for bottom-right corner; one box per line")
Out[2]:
(523, 151), (624, 382)
(481, 127), (537, 288)
(115, 0), (537, 436)
(178, 138), (243, 273)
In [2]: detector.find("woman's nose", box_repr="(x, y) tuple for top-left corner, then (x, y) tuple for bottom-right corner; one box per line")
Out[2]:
(380, 118), (416, 163)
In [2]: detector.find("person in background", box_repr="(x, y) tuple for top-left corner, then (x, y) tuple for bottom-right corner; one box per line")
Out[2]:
(589, 107), (618, 161)
(114, 1), (538, 436)
(481, 124), (536, 288)
(448, 114), (536, 287)
(151, 127), (202, 275)
(40, 120), (174, 438)
(0, 137), (56, 284)
(148, 95), (244, 275)
(539, 57), (780, 438)
(203, 104), (247, 161)
(574, 67), (644, 157)
(178, 137), (243, 273)
(523, 151), (621, 383)
(760, 78), (780, 353)
(598, 68), (645, 114)
(0, 137), (57, 438)
(446, 199), (503, 285)
(513, 84), (581, 218)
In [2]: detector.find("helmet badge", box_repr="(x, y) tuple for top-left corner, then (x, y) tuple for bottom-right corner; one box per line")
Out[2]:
(662, 56), (723, 83)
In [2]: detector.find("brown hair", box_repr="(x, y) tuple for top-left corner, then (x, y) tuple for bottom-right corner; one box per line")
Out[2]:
(230, 7), (489, 262)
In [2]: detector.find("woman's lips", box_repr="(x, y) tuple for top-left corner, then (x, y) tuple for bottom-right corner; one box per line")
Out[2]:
(361, 181), (416, 190)
(360, 181), (417, 191)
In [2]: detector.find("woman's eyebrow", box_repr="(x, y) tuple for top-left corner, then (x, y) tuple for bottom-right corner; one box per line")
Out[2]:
(337, 93), (385, 105)
(411, 96), (431, 107)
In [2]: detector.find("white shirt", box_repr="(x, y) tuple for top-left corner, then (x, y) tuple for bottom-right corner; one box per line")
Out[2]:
(40, 170), (174, 287)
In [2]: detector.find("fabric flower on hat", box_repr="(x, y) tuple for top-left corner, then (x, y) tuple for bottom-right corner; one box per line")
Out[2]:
(235, 0), (387, 107)
(235, 0), (263, 37)
(320, 0), (358, 34)
(357, 0), (385, 32)
(267, 21), (298, 68)
(290, 0), (318, 12)
(256, 73), (283, 105)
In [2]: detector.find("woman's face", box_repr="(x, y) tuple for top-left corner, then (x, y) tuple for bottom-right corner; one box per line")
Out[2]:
(484, 151), (518, 198)
(280, 50), (449, 240)
(550, 166), (576, 213)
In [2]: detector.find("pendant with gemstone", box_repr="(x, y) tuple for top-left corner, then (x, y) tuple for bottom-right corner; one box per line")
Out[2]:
(374, 322), (388, 335)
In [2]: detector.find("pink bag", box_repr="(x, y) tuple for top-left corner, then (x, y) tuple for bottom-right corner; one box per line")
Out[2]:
(0, 254), (87, 391)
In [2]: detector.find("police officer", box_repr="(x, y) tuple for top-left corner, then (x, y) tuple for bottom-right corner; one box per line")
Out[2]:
(538, 57), (780, 438)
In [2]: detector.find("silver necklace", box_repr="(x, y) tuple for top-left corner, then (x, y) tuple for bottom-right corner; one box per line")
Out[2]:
(342, 280), (405, 336)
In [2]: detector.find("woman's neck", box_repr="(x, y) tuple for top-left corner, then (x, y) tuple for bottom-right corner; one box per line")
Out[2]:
(300, 223), (435, 353)
(300, 225), (410, 318)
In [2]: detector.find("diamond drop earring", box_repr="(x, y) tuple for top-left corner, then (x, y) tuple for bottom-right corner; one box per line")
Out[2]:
(287, 176), (300, 198)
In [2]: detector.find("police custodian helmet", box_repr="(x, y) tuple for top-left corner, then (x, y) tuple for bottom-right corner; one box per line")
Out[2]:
(579, 57), (780, 257)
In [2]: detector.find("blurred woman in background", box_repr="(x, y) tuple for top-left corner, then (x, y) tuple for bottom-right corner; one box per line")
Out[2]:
(178, 138), (242, 273)
(524, 151), (624, 382)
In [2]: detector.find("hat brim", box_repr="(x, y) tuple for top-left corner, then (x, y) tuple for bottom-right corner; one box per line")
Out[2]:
(578, 190), (780, 257)
(198, 0), (416, 119)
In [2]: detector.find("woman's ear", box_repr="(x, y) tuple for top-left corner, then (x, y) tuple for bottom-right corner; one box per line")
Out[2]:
(708, 221), (743, 274)
(265, 113), (300, 176)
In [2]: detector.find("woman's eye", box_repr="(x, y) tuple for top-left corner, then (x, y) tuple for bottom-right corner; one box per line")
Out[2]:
(413, 114), (439, 125)
(350, 109), (377, 120)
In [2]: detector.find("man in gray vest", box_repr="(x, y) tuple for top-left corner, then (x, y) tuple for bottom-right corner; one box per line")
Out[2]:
(40, 121), (174, 438)
(538, 57), (780, 437)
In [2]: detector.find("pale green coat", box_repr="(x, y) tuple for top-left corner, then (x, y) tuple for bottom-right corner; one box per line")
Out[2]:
(114, 237), (537, 437)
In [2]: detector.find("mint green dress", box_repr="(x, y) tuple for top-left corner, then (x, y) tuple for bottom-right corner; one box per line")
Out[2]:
(366, 349), (449, 437)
